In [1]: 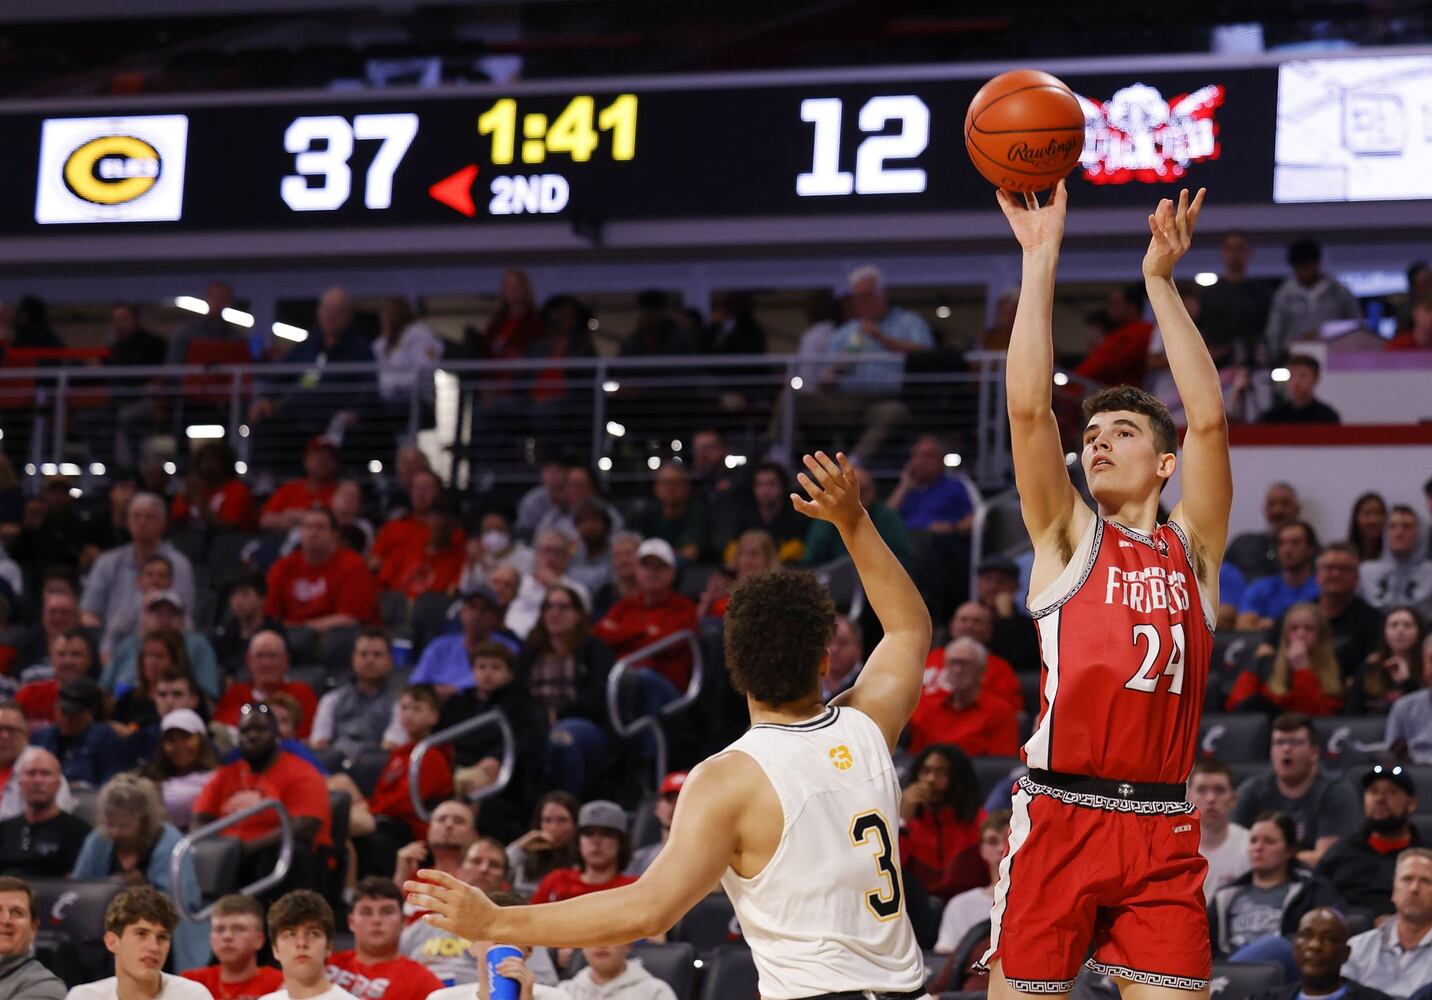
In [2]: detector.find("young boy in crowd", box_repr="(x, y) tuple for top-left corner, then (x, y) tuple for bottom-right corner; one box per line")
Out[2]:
(561, 943), (677, 1000)
(259, 890), (355, 1000)
(182, 894), (285, 1000)
(65, 886), (212, 1000)
(326, 878), (444, 1000)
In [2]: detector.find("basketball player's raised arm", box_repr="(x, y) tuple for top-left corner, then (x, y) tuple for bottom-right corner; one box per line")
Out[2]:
(791, 452), (932, 750)
(997, 181), (1088, 552)
(1146, 188), (1232, 595)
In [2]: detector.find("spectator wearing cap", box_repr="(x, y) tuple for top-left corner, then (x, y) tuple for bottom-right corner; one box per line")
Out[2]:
(1260, 355), (1341, 424)
(907, 637), (1020, 757)
(212, 631), (319, 738)
(1247, 908), (1395, 1000)
(209, 569), (283, 678)
(1342, 849), (1432, 998)
(631, 463), (711, 564)
(310, 628), (405, 759)
(264, 506), (380, 636)
(531, 800), (638, 903)
(626, 772), (685, 876)
(258, 437), (342, 532)
(80, 493), (196, 652)
(1319, 766), (1425, 921)
(0, 875), (66, 999)
(375, 492), (466, 601)
(0, 747), (89, 876)
(103, 590), (220, 699)
(32, 677), (136, 784)
(1265, 238), (1360, 361)
(139, 708), (217, 830)
(410, 582), (521, 697)
(593, 538), (699, 693)
(14, 629), (92, 729)
(1385, 635), (1432, 764)
(369, 468), (440, 573)
(0, 701), (75, 822)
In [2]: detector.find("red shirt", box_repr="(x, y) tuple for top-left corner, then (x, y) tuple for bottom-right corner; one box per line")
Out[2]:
(367, 742), (454, 839)
(265, 547), (379, 626)
(371, 516), (425, 567)
(261, 479), (337, 518)
(900, 805), (986, 899)
(592, 591), (699, 689)
(923, 649), (1023, 715)
(326, 951), (444, 1000)
(908, 691), (1020, 757)
(1074, 319), (1154, 387)
(172, 479), (258, 531)
(376, 536), (466, 600)
(213, 680), (319, 737)
(1226, 668), (1342, 717)
(192, 750), (332, 848)
(182, 965), (285, 1000)
(15, 679), (58, 727)
(1386, 332), (1432, 351)
(530, 867), (637, 904)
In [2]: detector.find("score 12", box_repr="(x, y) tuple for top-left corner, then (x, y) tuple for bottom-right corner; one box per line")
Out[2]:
(796, 95), (929, 196)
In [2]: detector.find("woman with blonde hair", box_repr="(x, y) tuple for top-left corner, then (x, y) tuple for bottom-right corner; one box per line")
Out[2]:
(1227, 603), (1344, 716)
(699, 529), (779, 618)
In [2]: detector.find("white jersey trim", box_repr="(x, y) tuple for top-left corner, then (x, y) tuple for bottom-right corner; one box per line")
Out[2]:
(1164, 519), (1218, 636)
(1022, 612), (1061, 770)
(979, 784), (1033, 973)
(1028, 516), (1103, 619)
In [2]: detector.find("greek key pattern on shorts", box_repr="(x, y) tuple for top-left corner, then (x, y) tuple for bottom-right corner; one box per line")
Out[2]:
(1085, 960), (1209, 991)
(1018, 775), (1197, 815)
(1002, 975), (1079, 993)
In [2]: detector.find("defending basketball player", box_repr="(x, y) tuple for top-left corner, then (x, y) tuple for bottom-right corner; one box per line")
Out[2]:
(406, 450), (934, 1000)
(982, 183), (1230, 1000)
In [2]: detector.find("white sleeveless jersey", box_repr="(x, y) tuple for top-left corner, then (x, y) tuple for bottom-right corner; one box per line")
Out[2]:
(717, 705), (925, 1000)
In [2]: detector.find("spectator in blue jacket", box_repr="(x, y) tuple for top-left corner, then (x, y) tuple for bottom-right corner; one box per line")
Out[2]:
(30, 678), (135, 785)
(1239, 522), (1321, 632)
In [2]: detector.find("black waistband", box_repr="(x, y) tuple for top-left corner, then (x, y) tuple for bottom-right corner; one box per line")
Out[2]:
(801, 990), (927, 1000)
(1027, 768), (1188, 804)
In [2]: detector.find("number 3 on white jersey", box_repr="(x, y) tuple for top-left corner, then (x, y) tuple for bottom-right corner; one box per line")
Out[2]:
(849, 811), (902, 921)
(1125, 622), (1186, 695)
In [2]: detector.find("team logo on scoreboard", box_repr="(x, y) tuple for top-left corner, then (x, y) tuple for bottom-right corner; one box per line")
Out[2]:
(1075, 83), (1224, 185)
(35, 114), (189, 224)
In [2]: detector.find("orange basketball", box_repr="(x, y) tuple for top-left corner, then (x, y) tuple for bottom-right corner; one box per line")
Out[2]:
(965, 69), (1086, 193)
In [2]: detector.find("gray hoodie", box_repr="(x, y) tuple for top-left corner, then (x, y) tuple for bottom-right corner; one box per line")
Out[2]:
(560, 959), (677, 1000)
(1360, 544), (1432, 614)
(0, 951), (66, 1000)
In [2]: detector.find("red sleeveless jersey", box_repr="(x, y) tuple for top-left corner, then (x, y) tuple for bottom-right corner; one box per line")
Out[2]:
(1023, 516), (1213, 784)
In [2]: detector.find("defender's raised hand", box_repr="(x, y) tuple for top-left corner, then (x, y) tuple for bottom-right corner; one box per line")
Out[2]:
(996, 179), (1068, 254)
(1143, 187), (1206, 280)
(791, 451), (864, 532)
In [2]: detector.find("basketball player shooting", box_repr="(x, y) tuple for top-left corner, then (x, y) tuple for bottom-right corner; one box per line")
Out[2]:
(407, 450), (935, 1000)
(981, 184), (1230, 1000)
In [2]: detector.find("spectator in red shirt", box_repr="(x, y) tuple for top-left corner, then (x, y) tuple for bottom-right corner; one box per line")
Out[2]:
(213, 631), (319, 738)
(898, 744), (986, 900)
(15, 629), (92, 729)
(369, 469), (439, 573)
(530, 798), (638, 909)
(259, 437), (341, 532)
(265, 507), (380, 633)
(1227, 602), (1345, 717)
(376, 493), (465, 600)
(1074, 283), (1154, 387)
(181, 893), (285, 1000)
(327, 877), (444, 1000)
(923, 602), (1023, 715)
(171, 441), (257, 533)
(192, 700), (331, 893)
(592, 538), (698, 692)
(1387, 292), (1432, 351)
(908, 637), (1020, 757)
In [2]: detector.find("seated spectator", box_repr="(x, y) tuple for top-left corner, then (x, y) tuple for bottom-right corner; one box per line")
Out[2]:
(617, 289), (694, 358)
(168, 280), (241, 362)
(192, 702), (331, 892)
(1234, 713), (1361, 868)
(104, 590), (220, 700)
(1343, 849), (1432, 997)
(1209, 811), (1343, 959)
(1073, 282), (1154, 387)
(81, 493), (195, 657)
(1362, 506), (1432, 613)
(1228, 482), (1302, 582)
(698, 530), (778, 619)
(0, 875), (66, 999)
(209, 569), (283, 677)
(934, 810), (1011, 954)
(373, 295), (443, 418)
(67, 886), (210, 1000)
(213, 631), (319, 738)
(327, 878), (444, 1000)
(72, 773), (207, 971)
(538, 467), (624, 541)
(924, 602), (1022, 715)
(262, 890), (348, 1000)
(0, 700), (74, 822)
(821, 615), (865, 700)
(97, 553), (174, 666)
(1237, 521), (1320, 631)
(369, 468), (439, 573)
(259, 437), (342, 532)
(970, 555), (1039, 673)
(392, 799), (478, 900)
(1352, 607), (1426, 715)
(1190, 759), (1251, 895)
(907, 638), (1019, 757)
(181, 894), (285, 999)
(15, 628), (92, 728)
(460, 509), (535, 593)
(566, 498), (615, 598)
(591, 531), (641, 617)
(802, 462), (914, 571)
(593, 538), (699, 693)
(1260, 355), (1341, 423)
(516, 460), (567, 538)
(522, 583), (614, 798)
(111, 627), (197, 730)
(630, 463), (710, 564)
(376, 493), (463, 602)
(1248, 908), (1396, 1000)
(1387, 291), (1432, 351)
(627, 771), (684, 877)
(1227, 603), (1344, 716)
(10, 582), (85, 686)
(531, 800), (637, 903)
(1265, 237), (1360, 359)
(383, 446), (433, 521)
(265, 507), (380, 638)
(1318, 765), (1423, 922)
(139, 708), (216, 830)
(507, 791), (580, 898)
(410, 583), (520, 696)
(171, 441), (257, 532)
(1385, 635), (1432, 764)
(325, 479), (375, 555)
(1302, 542), (1387, 682)
(889, 435), (975, 535)
(713, 462), (807, 566)
(562, 942), (677, 1000)
(505, 528), (585, 641)
(0, 747), (88, 877)
(1351, 493), (1389, 564)
(311, 628), (404, 758)
(32, 677), (136, 784)
(526, 294), (598, 416)
(898, 745), (985, 900)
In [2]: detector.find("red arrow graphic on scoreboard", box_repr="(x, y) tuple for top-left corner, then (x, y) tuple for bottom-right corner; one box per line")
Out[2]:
(428, 164), (479, 217)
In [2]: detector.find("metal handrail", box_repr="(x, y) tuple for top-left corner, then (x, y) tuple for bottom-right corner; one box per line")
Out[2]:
(409, 708), (516, 821)
(170, 798), (293, 923)
(606, 629), (704, 790)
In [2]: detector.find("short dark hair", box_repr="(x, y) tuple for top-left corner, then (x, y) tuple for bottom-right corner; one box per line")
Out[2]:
(355, 627), (391, 651)
(1288, 355), (1321, 377)
(750, 462), (790, 489)
(1082, 385), (1179, 459)
(486, 889), (528, 907)
(1273, 711), (1319, 748)
(1278, 520), (1320, 549)
(105, 885), (178, 936)
(141, 554), (174, 574)
(1391, 504), (1420, 522)
(725, 571), (836, 705)
(352, 876), (402, 906)
(1319, 541), (1359, 562)
(1253, 810), (1299, 853)
(471, 641), (515, 669)
(211, 894), (264, 923)
(229, 569), (268, 597)
(1288, 238), (1322, 267)
(1114, 282), (1147, 310)
(401, 682), (441, 711)
(266, 889), (334, 946)
(302, 505), (340, 532)
(1189, 759), (1234, 784)
(0, 876), (36, 922)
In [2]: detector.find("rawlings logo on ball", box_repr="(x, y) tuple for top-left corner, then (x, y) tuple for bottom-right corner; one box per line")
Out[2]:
(1007, 136), (1082, 167)
(1076, 82), (1224, 185)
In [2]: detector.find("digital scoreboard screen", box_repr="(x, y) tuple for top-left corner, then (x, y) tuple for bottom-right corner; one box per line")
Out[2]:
(0, 67), (1278, 234)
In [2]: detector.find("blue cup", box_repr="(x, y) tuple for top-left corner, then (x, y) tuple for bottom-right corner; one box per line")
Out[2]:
(487, 944), (523, 1000)
(392, 638), (413, 669)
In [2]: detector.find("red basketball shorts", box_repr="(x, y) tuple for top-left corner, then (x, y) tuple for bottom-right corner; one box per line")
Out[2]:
(978, 773), (1211, 993)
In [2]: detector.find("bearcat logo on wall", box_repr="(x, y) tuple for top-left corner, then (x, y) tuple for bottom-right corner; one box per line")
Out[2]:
(1076, 83), (1224, 185)
(34, 114), (189, 224)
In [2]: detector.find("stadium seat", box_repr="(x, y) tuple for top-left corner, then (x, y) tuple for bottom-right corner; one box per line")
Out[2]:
(698, 946), (757, 1000)
(312, 745), (347, 775)
(379, 589), (410, 629)
(1198, 714), (1270, 762)
(288, 663), (332, 695)
(1210, 961), (1284, 1000)
(672, 891), (740, 956)
(1313, 716), (1389, 772)
(971, 756), (1022, 797)
(345, 748), (392, 798)
(1404, 765), (1432, 815)
(571, 942), (697, 999)
(1414, 816), (1432, 842)
(29, 878), (125, 987)
(1230, 762), (1271, 788)
(191, 836), (242, 906)
(630, 795), (661, 848)
(411, 591), (457, 649)
(71, 784), (99, 827)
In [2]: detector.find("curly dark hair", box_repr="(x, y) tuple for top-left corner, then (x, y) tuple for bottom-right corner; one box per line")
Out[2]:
(908, 744), (982, 822)
(104, 885), (177, 935)
(1082, 385), (1178, 459)
(725, 570), (836, 705)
